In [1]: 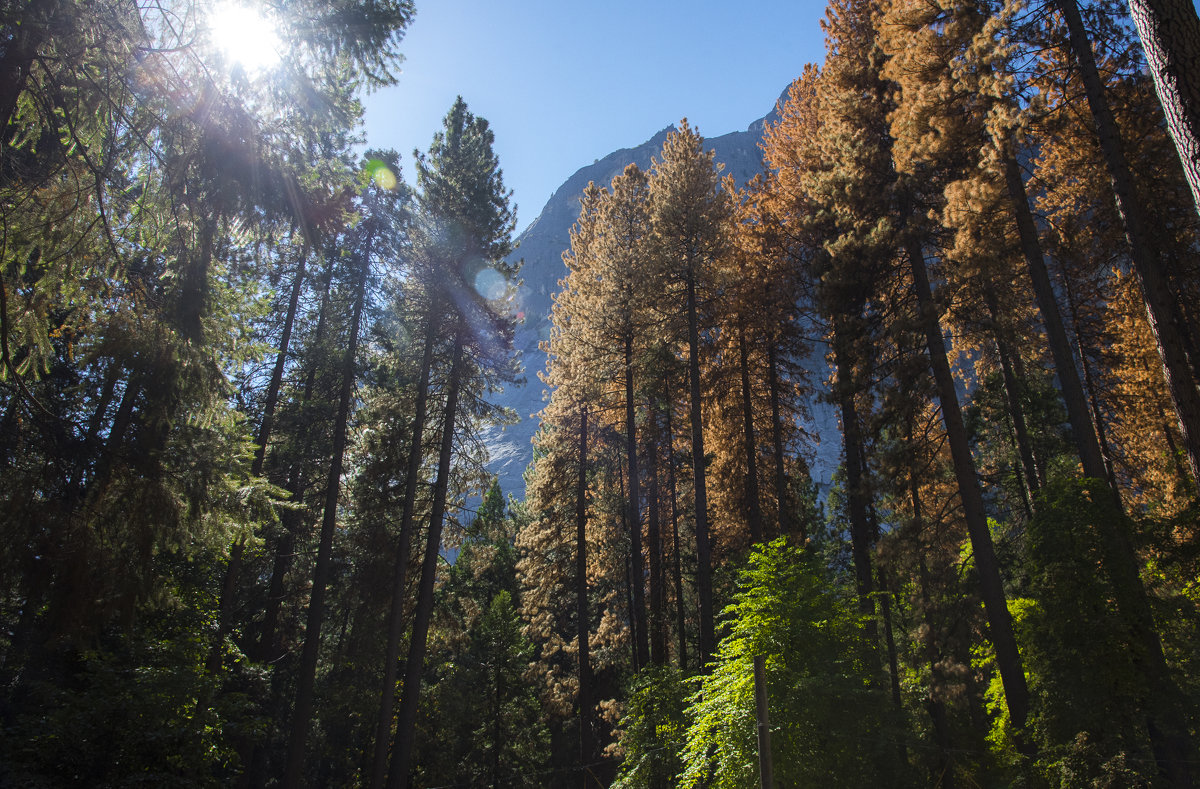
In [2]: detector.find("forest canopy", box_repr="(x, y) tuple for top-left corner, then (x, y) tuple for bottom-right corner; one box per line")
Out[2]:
(2, 0), (1200, 787)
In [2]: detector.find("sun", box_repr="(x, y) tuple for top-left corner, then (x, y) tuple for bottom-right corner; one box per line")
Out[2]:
(207, 2), (282, 73)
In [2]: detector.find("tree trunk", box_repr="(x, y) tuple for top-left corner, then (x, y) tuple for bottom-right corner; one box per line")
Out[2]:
(625, 336), (649, 668)
(1001, 152), (1109, 482)
(832, 326), (875, 619)
(992, 327), (1042, 506)
(738, 329), (764, 544)
(905, 236), (1032, 735)
(282, 237), (370, 788)
(209, 245), (309, 677)
(367, 309), (438, 789)
(386, 321), (466, 789)
(1127, 0), (1200, 216)
(575, 405), (595, 785)
(647, 433), (666, 665)
(753, 655), (774, 789)
(766, 341), (795, 539)
(685, 269), (715, 665)
(664, 371), (689, 671)
(1056, 0), (1200, 486)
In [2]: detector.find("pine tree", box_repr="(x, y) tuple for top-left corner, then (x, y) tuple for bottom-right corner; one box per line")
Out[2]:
(385, 97), (518, 789)
(647, 121), (732, 666)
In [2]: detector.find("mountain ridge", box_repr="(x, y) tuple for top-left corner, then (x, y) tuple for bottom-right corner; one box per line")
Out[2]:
(483, 85), (839, 501)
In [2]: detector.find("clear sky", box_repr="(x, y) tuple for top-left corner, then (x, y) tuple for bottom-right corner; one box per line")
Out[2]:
(361, 1), (828, 233)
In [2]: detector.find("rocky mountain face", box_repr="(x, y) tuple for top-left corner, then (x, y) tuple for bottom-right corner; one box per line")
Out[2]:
(484, 89), (841, 501)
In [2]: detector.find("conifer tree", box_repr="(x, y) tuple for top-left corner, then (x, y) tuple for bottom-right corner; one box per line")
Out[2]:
(385, 97), (518, 789)
(648, 121), (731, 665)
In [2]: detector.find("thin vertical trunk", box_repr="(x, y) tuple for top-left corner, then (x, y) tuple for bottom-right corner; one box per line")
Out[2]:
(995, 336), (1042, 504)
(254, 247), (310, 477)
(905, 236), (1031, 735)
(917, 557), (956, 789)
(1056, 0), (1200, 486)
(1058, 270), (1120, 487)
(753, 655), (774, 789)
(257, 251), (337, 662)
(738, 329), (764, 544)
(367, 309), (439, 789)
(664, 371), (688, 671)
(617, 457), (641, 673)
(387, 321), (466, 789)
(282, 237), (371, 788)
(910, 425), (956, 789)
(1002, 153), (1108, 482)
(833, 327), (875, 619)
(625, 336), (649, 668)
(209, 246), (309, 677)
(878, 570), (909, 767)
(1126, 0), (1200, 216)
(766, 341), (795, 539)
(984, 284), (1042, 502)
(685, 269), (715, 665)
(1052, 239), (1193, 785)
(575, 405), (595, 785)
(647, 432), (666, 665)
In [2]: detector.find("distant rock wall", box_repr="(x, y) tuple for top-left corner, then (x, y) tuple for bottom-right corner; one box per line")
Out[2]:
(484, 87), (842, 503)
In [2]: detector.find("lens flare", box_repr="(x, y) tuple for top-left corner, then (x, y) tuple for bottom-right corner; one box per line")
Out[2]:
(208, 2), (281, 73)
(366, 159), (399, 191)
(474, 268), (507, 301)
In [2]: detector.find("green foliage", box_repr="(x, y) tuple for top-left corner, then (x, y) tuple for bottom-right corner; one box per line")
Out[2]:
(0, 554), (259, 787)
(612, 665), (690, 789)
(1020, 478), (1159, 786)
(680, 539), (909, 789)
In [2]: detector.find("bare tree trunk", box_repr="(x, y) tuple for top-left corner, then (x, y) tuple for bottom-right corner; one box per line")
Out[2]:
(1002, 153), (1109, 482)
(766, 341), (795, 539)
(647, 432), (666, 665)
(832, 325), (875, 620)
(386, 322), (466, 789)
(905, 236), (1032, 736)
(283, 237), (370, 788)
(738, 329), (764, 544)
(575, 405), (595, 786)
(753, 655), (774, 789)
(625, 336), (648, 668)
(210, 246), (309, 677)
(685, 269), (715, 665)
(664, 371), (689, 671)
(367, 309), (439, 789)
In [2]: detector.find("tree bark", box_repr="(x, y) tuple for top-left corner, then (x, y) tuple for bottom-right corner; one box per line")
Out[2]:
(1127, 0), (1200, 216)
(832, 326), (875, 620)
(753, 655), (774, 789)
(209, 246), (309, 677)
(647, 433), (666, 665)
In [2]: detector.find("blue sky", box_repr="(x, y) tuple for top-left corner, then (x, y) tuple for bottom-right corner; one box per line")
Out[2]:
(361, 1), (828, 233)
